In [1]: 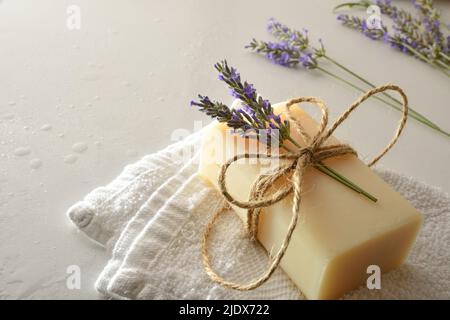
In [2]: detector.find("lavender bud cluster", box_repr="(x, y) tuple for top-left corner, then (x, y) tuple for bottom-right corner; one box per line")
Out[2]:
(245, 18), (325, 70)
(336, 0), (449, 72)
(191, 60), (291, 147)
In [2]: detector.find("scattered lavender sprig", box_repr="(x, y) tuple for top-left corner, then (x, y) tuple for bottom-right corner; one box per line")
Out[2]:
(376, 0), (449, 67)
(190, 95), (236, 124)
(191, 60), (291, 147)
(246, 18), (325, 69)
(335, 0), (450, 75)
(336, 14), (417, 53)
(337, 14), (387, 40)
(191, 61), (378, 202)
(413, 0), (447, 54)
(246, 18), (450, 137)
(245, 39), (318, 68)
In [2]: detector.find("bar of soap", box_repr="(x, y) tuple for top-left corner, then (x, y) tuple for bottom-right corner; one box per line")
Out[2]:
(198, 102), (423, 299)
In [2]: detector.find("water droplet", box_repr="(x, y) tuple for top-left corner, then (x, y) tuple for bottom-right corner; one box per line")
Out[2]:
(8, 101), (16, 106)
(58, 133), (65, 138)
(72, 142), (88, 153)
(94, 141), (102, 147)
(40, 124), (52, 131)
(29, 158), (42, 169)
(93, 96), (100, 101)
(14, 147), (31, 157)
(157, 96), (165, 102)
(63, 154), (77, 164)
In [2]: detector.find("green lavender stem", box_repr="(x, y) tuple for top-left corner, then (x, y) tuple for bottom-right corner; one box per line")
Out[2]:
(284, 137), (377, 202)
(435, 58), (450, 70)
(332, 0), (371, 13)
(439, 52), (450, 62)
(334, 2), (450, 76)
(316, 66), (406, 113)
(316, 163), (377, 202)
(315, 65), (450, 137)
(322, 55), (450, 137)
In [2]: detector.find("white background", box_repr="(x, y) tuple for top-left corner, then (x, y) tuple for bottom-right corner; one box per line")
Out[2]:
(0, 0), (449, 299)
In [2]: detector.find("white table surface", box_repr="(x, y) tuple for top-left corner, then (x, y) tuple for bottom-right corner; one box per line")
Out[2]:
(0, 0), (449, 299)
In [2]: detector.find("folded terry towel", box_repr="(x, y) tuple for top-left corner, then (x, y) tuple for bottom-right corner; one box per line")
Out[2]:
(68, 127), (450, 299)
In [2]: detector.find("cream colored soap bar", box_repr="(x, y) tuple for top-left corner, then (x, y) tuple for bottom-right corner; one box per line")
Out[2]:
(198, 102), (423, 300)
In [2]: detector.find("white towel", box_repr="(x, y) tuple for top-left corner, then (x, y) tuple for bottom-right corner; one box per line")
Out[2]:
(68, 129), (450, 300)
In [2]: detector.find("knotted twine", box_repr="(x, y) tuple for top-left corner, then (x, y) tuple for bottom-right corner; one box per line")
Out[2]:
(201, 84), (409, 291)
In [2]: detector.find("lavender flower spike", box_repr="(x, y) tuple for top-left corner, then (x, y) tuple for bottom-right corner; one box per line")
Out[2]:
(335, 0), (449, 74)
(246, 17), (450, 137)
(191, 60), (291, 145)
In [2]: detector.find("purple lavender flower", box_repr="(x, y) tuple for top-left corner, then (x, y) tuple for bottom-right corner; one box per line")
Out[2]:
(190, 94), (235, 124)
(261, 99), (271, 113)
(246, 18), (328, 71)
(413, 0), (447, 55)
(229, 89), (240, 99)
(337, 0), (449, 72)
(190, 60), (291, 145)
(267, 18), (310, 50)
(229, 67), (241, 82)
(247, 38), (319, 69)
(190, 95), (211, 107)
(337, 14), (387, 40)
(240, 104), (255, 117)
(243, 83), (256, 99)
(299, 52), (316, 68)
(268, 114), (282, 126)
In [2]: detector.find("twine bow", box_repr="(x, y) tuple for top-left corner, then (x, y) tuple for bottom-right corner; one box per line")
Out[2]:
(201, 84), (409, 291)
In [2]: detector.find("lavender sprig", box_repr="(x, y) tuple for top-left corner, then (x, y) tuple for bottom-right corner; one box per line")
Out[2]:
(246, 18), (450, 138)
(191, 61), (378, 202)
(245, 39), (317, 68)
(191, 60), (291, 147)
(413, 0), (446, 52)
(336, 14), (419, 54)
(376, 0), (448, 66)
(335, 0), (450, 75)
(337, 14), (387, 40)
(190, 96), (254, 133)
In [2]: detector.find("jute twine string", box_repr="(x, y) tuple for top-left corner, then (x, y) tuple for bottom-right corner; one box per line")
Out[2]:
(201, 84), (409, 291)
